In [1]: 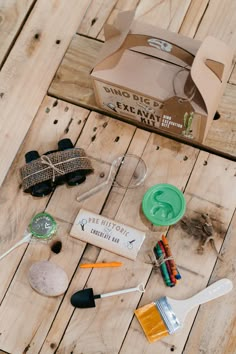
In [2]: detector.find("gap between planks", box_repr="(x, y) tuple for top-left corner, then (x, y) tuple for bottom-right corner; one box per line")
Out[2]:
(0, 0), (93, 188)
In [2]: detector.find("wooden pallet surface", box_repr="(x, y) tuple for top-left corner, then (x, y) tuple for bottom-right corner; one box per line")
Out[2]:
(0, 96), (89, 300)
(0, 1), (236, 354)
(78, 0), (193, 39)
(0, 0), (92, 187)
(120, 151), (236, 354)
(42, 121), (200, 354)
(0, 97), (90, 354)
(181, 0), (236, 83)
(183, 209), (236, 354)
(0, 0), (36, 66)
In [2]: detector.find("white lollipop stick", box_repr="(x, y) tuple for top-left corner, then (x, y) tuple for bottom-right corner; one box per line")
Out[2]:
(0, 231), (32, 261)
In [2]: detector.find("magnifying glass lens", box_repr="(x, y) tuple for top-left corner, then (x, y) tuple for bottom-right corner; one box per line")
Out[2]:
(115, 154), (147, 189)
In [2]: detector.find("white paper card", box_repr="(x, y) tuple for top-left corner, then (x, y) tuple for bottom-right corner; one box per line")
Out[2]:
(70, 209), (145, 260)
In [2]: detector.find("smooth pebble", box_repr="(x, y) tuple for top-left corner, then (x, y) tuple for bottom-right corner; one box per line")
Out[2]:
(28, 260), (69, 297)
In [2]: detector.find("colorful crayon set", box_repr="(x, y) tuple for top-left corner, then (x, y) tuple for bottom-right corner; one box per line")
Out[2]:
(153, 235), (181, 287)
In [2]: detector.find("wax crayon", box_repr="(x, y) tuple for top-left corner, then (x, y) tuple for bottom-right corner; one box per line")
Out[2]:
(161, 234), (181, 280)
(154, 243), (172, 287)
(158, 241), (176, 286)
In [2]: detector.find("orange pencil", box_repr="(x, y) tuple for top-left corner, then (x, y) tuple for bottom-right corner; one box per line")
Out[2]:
(80, 262), (123, 268)
(161, 235), (178, 278)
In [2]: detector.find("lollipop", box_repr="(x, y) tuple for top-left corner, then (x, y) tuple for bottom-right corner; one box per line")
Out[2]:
(0, 212), (57, 261)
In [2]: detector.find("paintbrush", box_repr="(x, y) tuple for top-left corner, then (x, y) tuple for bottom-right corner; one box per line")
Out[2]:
(135, 278), (233, 343)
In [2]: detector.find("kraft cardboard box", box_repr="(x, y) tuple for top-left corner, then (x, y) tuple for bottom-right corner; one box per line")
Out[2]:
(91, 11), (234, 143)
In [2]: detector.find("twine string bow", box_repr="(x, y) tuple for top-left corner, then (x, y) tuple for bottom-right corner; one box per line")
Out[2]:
(40, 155), (64, 182)
(156, 253), (174, 266)
(148, 253), (174, 269)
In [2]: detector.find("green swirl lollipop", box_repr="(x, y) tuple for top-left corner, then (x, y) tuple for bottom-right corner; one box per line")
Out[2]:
(0, 212), (57, 261)
(29, 212), (57, 239)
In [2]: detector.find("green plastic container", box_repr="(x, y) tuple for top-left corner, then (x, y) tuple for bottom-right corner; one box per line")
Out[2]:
(142, 184), (186, 226)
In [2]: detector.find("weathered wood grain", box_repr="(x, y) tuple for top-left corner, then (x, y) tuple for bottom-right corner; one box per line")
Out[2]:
(39, 113), (138, 354)
(1, 2), (236, 354)
(194, 0), (236, 46)
(97, 0), (140, 40)
(48, 34), (236, 158)
(134, 0), (192, 32)
(0, 0), (36, 66)
(50, 35), (102, 110)
(229, 64), (236, 84)
(204, 83), (236, 156)
(120, 151), (236, 354)
(77, 0), (118, 37)
(0, 108), (137, 354)
(44, 134), (199, 354)
(181, 0), (236, 48)
(77, 0), (191, 39)
(180, 0), (210, 37)
(180, 0), (236, 83)
(0, 221), (87, 354)
(0, 96), (89, 300)
(81, 0), (193, 40)
(0, 98), (88, 354)
(183, 210), (236, 354)
(0, 0), (92, 187)
(40, 242), (101, 354)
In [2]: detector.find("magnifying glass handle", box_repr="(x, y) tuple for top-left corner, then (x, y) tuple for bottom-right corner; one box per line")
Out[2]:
(0, 232), (32, 261)
(77, 156), (120, 203)
(77, 180), (109, 202)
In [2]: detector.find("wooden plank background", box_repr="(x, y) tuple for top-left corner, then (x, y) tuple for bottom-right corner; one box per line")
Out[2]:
(0, 96), (90, 353)
(0, 96), (89, 297)
(41, 127), (200, 354)
(0, 0), (92, 187)
(0, 0), (36, 67)
(121, 151), (236, 354)
(0, 1), (235, 354)
(183, 209), (236, 354)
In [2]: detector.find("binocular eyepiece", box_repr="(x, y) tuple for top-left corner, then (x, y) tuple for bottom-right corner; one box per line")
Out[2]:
(25, 150), (52, 197)
(23, 139), (91, 197)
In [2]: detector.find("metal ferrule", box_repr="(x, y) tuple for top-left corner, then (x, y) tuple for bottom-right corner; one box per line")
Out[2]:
(155, 297), (181, 334)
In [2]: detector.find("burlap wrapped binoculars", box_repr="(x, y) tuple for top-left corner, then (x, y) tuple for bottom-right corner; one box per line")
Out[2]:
(20, 139), (93, 197)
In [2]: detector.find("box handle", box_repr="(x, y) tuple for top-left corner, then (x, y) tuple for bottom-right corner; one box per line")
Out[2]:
(118, 34), (195, 67)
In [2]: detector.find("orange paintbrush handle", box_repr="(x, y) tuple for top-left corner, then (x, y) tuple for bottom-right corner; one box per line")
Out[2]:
(80, 262), (123, 268)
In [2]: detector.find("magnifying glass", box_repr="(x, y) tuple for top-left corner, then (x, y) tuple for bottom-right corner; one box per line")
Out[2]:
(77, 154), (147, 202)
(0, 212), (57, 261)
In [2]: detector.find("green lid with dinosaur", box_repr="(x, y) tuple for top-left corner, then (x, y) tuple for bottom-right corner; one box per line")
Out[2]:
(142, 184), (186, 226)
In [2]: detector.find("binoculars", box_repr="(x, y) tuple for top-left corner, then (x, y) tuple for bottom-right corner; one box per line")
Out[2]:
(23, 139), (92, 197)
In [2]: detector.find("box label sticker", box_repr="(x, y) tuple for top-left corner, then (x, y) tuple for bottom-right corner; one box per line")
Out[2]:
(161, 96), (201, 140)
(94, 81), (162, 129)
